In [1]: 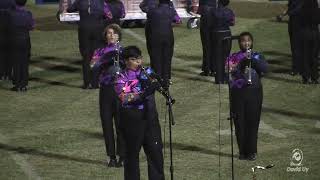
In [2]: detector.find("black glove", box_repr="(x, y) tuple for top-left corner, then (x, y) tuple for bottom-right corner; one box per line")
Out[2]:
(142, 81), (160, 99)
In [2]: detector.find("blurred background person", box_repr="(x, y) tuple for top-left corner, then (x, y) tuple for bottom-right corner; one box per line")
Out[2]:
(145, 0), (181, 89)
(198, 0), (217, 76)
(300, 0), (319, 84)
(287, 0), (304, 76)
(67, 0), (108, 89)
(211, 0), (234, 84)
(10, 0), (34, 92)
(226, 32), (268, 161)
(104, 0), (125, 26)
(0, 0), (15, 81)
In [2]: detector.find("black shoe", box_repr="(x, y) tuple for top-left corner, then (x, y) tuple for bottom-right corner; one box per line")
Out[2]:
(10, 86), (19, 91)
(302, 78), (310, 84)
(108, 158), (117, 167)
(116, 157), (124, 167)
(311, 80), (319, 84)
(199, 71), (209, 76)
(209, 72), (216, 77)
(20, 87), (27, 92)
(239, 154), (247, 160)
(290, 71), (298, 76)
(247, 153), (257, 161)
(81, 84), (92, 89)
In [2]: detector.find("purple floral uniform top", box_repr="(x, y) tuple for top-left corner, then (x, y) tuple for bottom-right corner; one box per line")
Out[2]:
(114, 67), (154, 109)
(91, 43), (123, 86)
(225, 51), (268, 89)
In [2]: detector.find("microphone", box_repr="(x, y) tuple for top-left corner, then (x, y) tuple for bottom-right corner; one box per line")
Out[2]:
(251, 164), (274, 173)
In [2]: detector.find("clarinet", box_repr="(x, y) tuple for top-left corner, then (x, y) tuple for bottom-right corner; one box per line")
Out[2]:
(114, 41), (121, 75)
(246, 43), (252, 85)
(141, 66), (175, 104)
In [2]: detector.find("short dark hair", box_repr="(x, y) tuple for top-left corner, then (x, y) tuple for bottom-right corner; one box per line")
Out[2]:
(220, 0), (230, 6)
(123, 46), (142, 60)
(238, 32), (254, 43)
(15, 0), (27, 6)
(103, 23), (122, 41)
(238, 32), (254, 49)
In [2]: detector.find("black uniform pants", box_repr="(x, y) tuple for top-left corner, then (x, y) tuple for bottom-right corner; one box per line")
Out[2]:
(288, 15), (303, 73)
(200, 7), (215, 73)
(145, 22), (152, 57)
(119, 106), (164, 180)
(0, 10), (11, 79)
(301, 27), (319, 81)
(231, 87), (263, 156)
(212, 31), (232, 83)
(12, 40), (30, 88)
(149, 33), (174, 83)
(99, 85), (125, 158)
(78, 24), (104, 87)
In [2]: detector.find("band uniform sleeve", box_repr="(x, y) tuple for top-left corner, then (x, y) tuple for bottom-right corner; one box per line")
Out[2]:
(120, 1), (126, 18)
(103, 2), (113, 20)
(252, 53), (268, 74)
(67, 0), (79, 13)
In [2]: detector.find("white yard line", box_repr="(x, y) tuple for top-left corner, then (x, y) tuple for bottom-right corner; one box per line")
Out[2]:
(316, 121), (320, 129)
(216, 120), (286, 138)
(0, 134), (42, 180)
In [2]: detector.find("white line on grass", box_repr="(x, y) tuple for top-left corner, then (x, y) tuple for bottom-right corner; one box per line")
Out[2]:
(216, 120), (286, 138)
(0, 134), (42, 180)
(316, 121), (320, 129)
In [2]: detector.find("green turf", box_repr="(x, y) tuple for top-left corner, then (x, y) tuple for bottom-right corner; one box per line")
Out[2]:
(0, 1), (319, 180)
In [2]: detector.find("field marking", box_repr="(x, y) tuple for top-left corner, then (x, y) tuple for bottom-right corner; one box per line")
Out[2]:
(316, 121), (320, 129)
(216, 120), (286, 138)
(0, 134), (42, 180)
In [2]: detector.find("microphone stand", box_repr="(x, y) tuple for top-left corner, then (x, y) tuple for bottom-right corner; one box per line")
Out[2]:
(141, 67), (176, 180)
(226, 35), (241, 180)
(155, 85), (175, 180)
(165, 89), (175, 180)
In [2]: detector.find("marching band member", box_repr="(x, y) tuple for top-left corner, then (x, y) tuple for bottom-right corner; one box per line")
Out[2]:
(114, 46), (164, 180)
(91, 24), (125, 167)
(67, 0), (107, 89)
(0, 0), (15, 81)
(226, 32), (268, 161)
(300, 0), (319, 84)
(211, 0), (234, 84)
(10, 0), (34, 92)
(198, 0), (217, 76)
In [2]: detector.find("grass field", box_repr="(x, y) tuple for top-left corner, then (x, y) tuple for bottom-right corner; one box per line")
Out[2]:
(0, 1), (319, 180)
